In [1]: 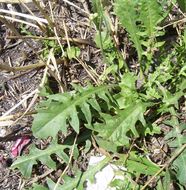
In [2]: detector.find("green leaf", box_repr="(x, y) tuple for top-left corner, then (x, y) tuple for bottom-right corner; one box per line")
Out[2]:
(165, 122), (186, 147)
(91, 0), (104, 28)
(69, 106), (79, 133)
(32, 184), (48, 190)
(89, 101), (147, 146)
(11, 143), (69, 177)
(120, 72), (137, 90)
(32, 85), (113, 138)
(47, 178), (62, 190)
(81, 102), (92, 124)
(162, 169), (172, 190)
(118, 151), (161, 176)
(94, 31), (113, 50)
(114, 0), (143, 60)
(162, 90), (183, 108)
(165, 108), (186, 186)
(144, 123), (161, 136)
(177, 0), (186, 12)
(67, 46), (80, 59)
(126, 155), (160, 175)
(110, 172), (141, 190)
(140, 0), (163, 37)
(46, 157), (110, 190)
(109, 178), (127, 189)
(95, 136), (118, 153)
(116, 73), (139, 109)
(84, 140), (92, 154)
(173, 150), (186, 186)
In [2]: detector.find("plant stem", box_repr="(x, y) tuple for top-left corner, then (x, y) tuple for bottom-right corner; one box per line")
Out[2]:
(141, 143), (186, 190)
(0, 58), (64, 72)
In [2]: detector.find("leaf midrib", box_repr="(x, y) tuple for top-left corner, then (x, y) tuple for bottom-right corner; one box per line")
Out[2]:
(12, 145), (67, 166)
(46, 85), (110, 126)
(108, 103), (144, 139)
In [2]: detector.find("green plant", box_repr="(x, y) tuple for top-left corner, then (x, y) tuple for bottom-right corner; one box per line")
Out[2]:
(41, 39), (62, 59)
(177, 0), (186, 12)
(31, 84), (114, 138)
(11, 1), (186, 189)
(115, 0), (166, 71)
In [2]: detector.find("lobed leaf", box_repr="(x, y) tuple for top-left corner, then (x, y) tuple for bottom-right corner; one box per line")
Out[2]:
(11, 143), (69, 177)
(173, 150), (186, 186)
(88, 101), (147, 146)
(32, 85), (113, 139)
(140, 0), (163, 37)
(46, 157), (110, 190)
(114, 0), (143, 60)
(165, 108), (186, 187)
(118, 151), (162, 176)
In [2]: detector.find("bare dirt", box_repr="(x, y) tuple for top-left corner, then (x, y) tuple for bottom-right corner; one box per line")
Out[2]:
(0, 1), (99, 189)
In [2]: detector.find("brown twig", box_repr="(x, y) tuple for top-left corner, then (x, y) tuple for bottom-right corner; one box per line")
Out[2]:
(7, 35), (96, 47)
(91, 135), (111, 157)
(54, 135), (78, 190)
(141, 143), (186, 190)
(27, 169), (54, 186)
(0, 58), (64, 73)
(0, 111), (36, 122)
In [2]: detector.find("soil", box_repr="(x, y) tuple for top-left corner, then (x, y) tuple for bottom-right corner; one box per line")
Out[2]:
(0, 1), (99, 189)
